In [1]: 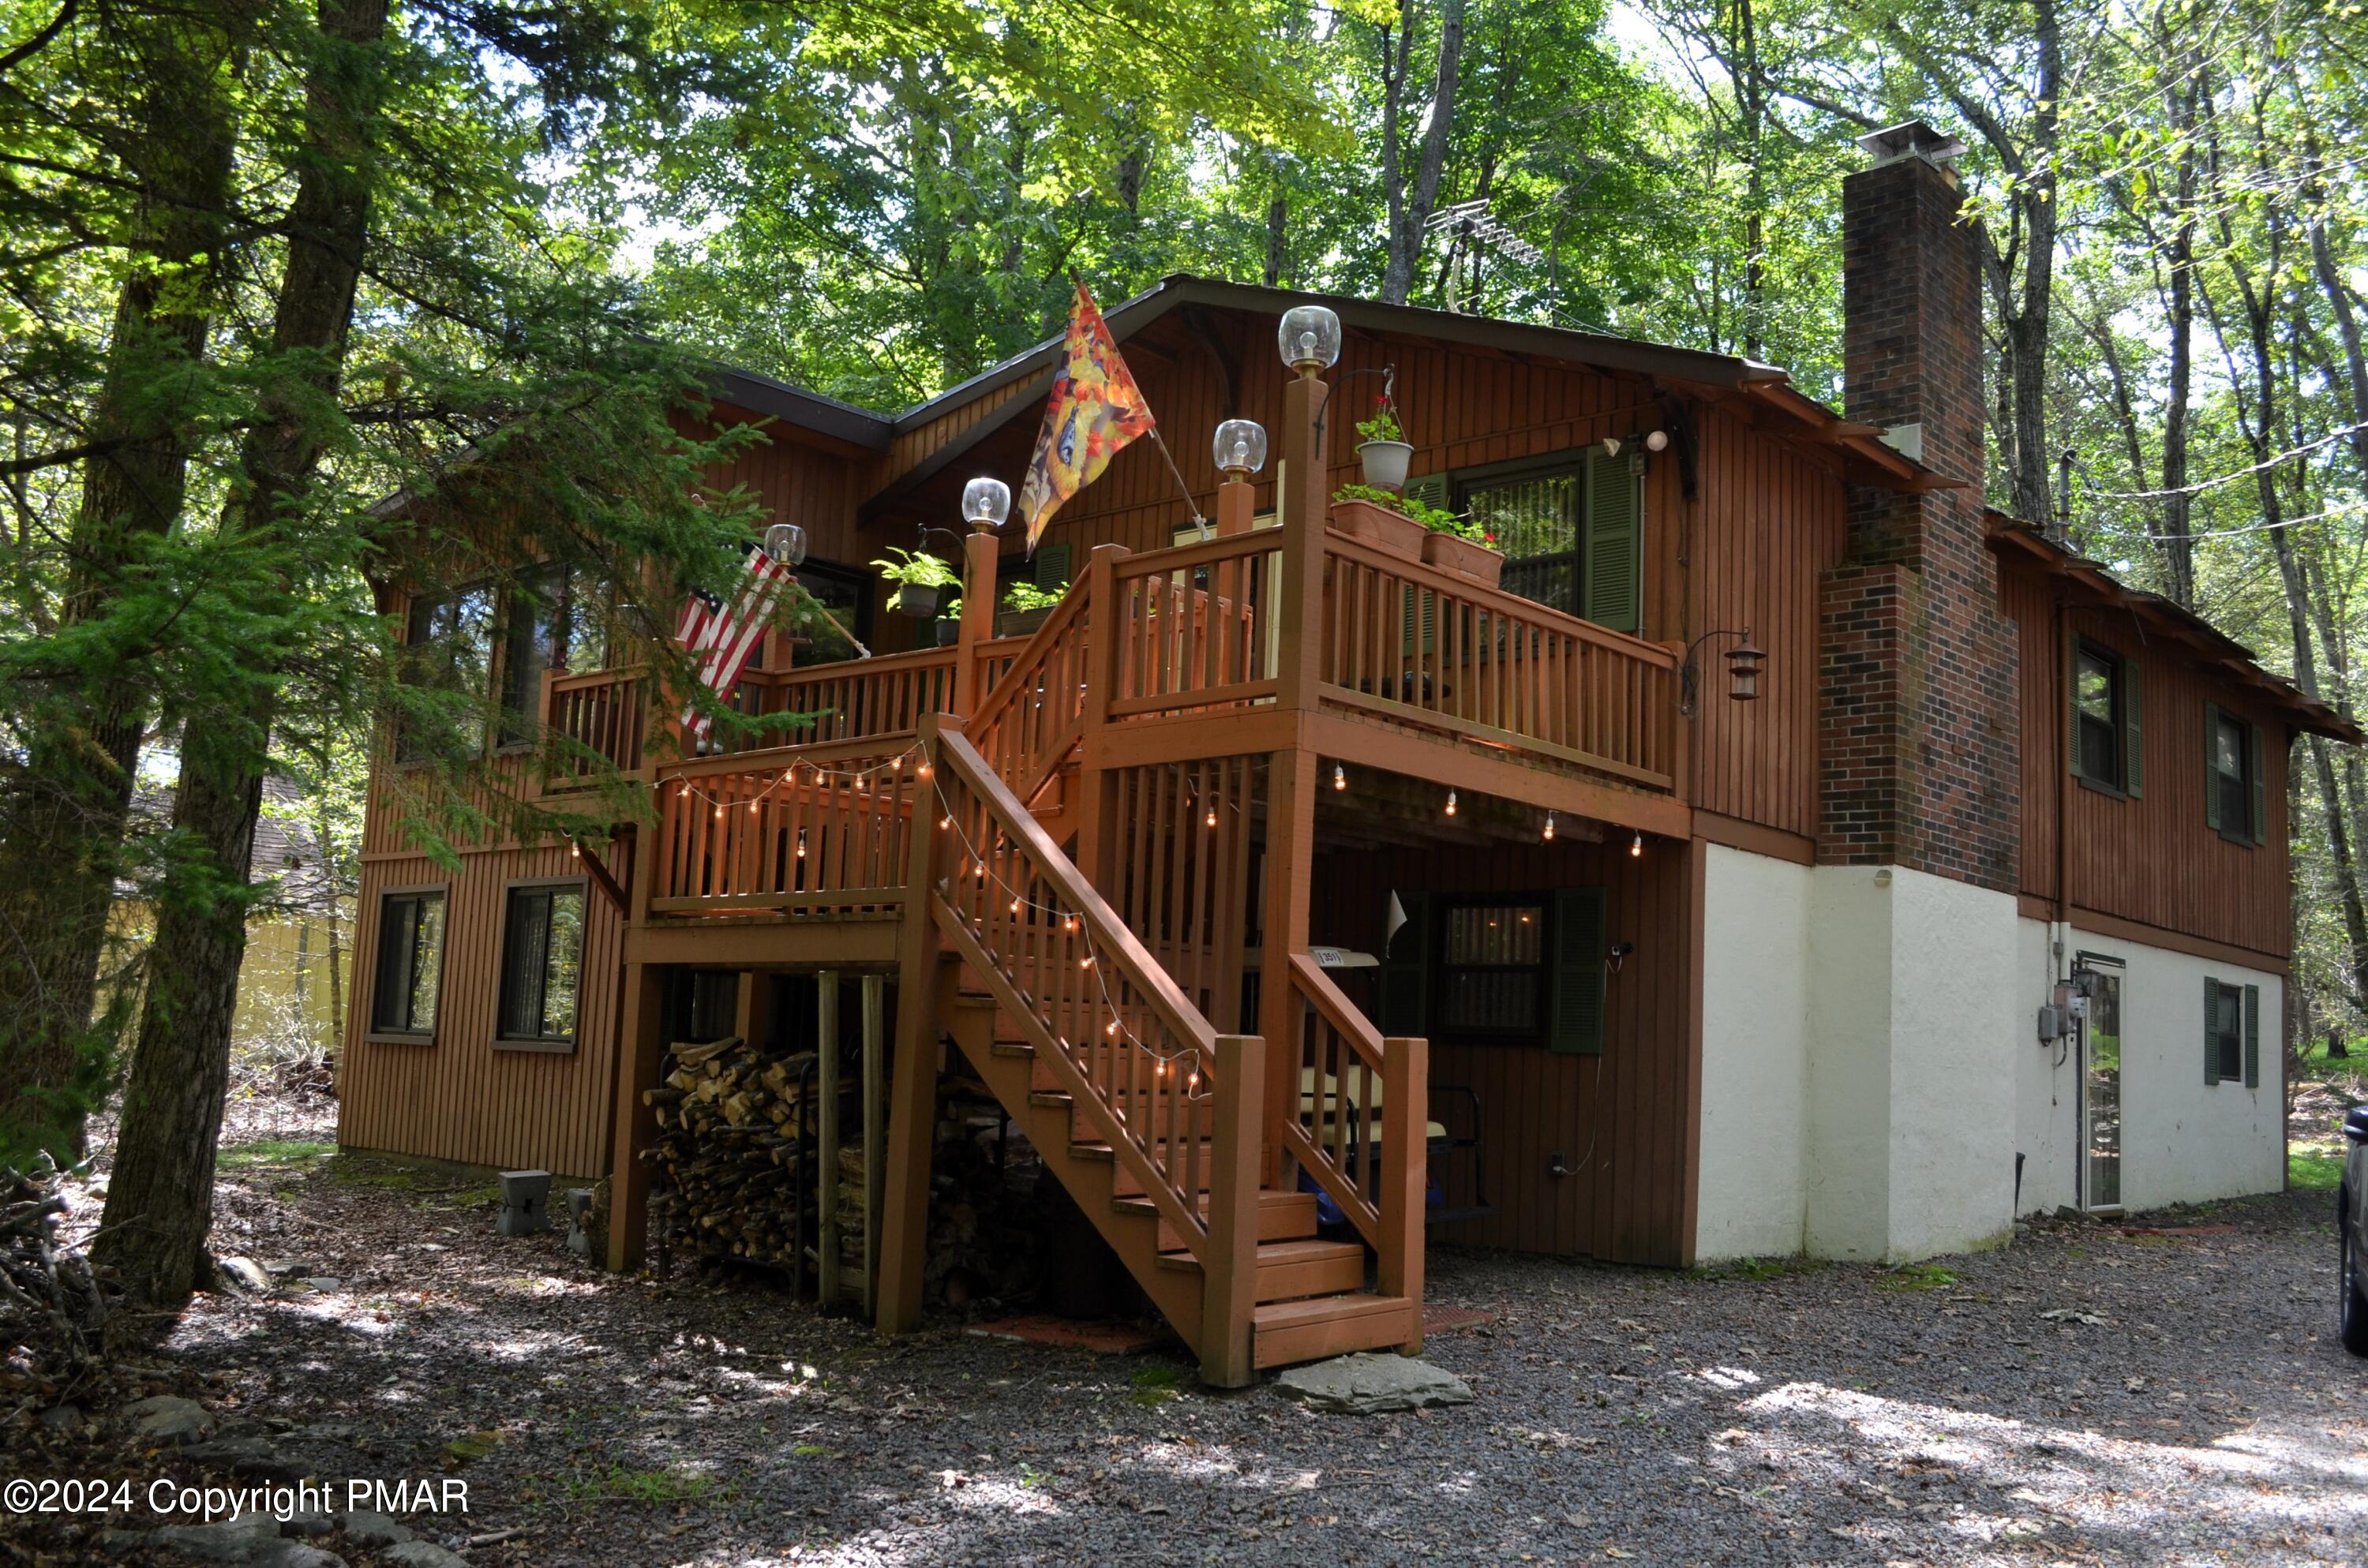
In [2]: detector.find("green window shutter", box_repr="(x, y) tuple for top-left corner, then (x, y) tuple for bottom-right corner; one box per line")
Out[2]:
(1582, 453), (1642, 634)
(1403, 471), (1449, 512)
(1033, 544), (1073, 589)
(2242, 982), (2261, 1087)
(1549, 886), (1607, 1055)
(1380, 893), (1430, 1036)
(2203, 977), (2220, 1085)
(2067, 626), (2087, 783)
(2249, 720), (2267, 846)
(2202, 701), (2222, 831)
(2122, 657), (2143, 797)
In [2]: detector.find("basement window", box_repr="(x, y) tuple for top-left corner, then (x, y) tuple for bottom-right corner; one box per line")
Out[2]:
(496, 881), (586, 1049)
(1437, 904), (1547, 1037)
(368, 887), (447, 1041)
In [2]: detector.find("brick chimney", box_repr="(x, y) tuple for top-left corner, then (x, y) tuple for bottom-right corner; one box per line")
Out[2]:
(1818, 120), (2018, 890)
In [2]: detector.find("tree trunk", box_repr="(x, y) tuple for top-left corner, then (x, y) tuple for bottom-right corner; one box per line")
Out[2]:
(1265, 190), (1287, 288)
(96, 0), (386, 1307)
(1380, 0), (1463, 305)
(0, 5), (241, 1162)
(2156, 57), (2199, 606)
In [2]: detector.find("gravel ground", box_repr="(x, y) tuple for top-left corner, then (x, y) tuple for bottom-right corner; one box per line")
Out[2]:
(7, 1141), (2365, 1568)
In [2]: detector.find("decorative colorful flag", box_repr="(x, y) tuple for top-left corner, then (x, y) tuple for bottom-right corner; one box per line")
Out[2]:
(675, 542), (792, 740)
(1016, 282), (1158, 552)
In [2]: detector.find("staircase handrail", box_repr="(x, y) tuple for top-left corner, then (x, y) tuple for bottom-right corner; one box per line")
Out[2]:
(927, 723), (1237, 1261)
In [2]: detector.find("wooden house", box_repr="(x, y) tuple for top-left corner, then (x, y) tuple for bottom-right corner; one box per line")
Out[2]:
(336, 121), (2357, 1383)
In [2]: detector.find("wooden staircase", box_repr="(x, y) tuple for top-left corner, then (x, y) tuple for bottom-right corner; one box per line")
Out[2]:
(905, 717), (1423, 1384)
(943, 983), (1417, 1372)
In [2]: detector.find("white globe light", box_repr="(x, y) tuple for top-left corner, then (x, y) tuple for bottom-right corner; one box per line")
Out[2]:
(1212, 419), (1268, 476)
(1277, 305), (1342, 372)
(762, 522), (806, 567)
(961, 476), (1011, 530)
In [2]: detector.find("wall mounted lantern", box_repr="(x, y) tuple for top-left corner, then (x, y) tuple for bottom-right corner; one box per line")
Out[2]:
(1680, 627), (1766, 715)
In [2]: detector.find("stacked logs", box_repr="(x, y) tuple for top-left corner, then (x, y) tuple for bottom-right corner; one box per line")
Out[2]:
(640, 1037), (815, 1268)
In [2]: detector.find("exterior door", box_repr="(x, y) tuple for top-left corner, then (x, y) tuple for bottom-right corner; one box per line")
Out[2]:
(2078, 958), (2124, 1211)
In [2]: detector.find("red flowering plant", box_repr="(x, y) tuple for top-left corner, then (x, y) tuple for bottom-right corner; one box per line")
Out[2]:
(1354, 393), (1404, 444)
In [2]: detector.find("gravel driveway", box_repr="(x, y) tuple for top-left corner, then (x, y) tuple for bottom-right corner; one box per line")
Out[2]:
(10, 1143), (2364, 1567)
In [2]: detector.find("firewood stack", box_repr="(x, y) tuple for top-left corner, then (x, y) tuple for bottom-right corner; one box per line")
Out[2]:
(639, 1037), (815, 1268)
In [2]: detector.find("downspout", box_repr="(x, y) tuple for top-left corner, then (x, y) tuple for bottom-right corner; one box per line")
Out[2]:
(2055, 593), (2078, 1211)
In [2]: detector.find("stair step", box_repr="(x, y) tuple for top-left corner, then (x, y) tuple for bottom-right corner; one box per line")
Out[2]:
(1115, 1189), (1319, 1249)
(1252, 1293), (1418, 1370)
(1155, 1238), (1366, 1303)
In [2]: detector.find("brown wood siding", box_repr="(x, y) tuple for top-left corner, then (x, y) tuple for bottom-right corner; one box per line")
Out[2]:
(870, 377), (1037, 492)
(1688, 406), (1847, 839)
(1309, 836), (1695, 1265)
(706, 420), (869, 572)
(2005, 558), (2292, 959)
(337, 840), (624, 1177)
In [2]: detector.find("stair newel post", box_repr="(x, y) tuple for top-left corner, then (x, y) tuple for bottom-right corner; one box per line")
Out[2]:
(879, 713), (957, 1334)
(1379, 1032), (1429, 1351)
(953, 528), (1000, 717)
(1254, 751), (1317, 1187)
(1201, 1031), (1268, 1389)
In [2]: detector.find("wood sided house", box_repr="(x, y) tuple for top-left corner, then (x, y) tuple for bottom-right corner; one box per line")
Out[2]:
(335, 122), (2359, 1383)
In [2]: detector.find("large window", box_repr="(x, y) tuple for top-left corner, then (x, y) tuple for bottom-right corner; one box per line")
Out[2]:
(497, 881), (586, 1047)
(1464, 470), (1582, 615)
(1437, 904), (1546, 1035)
(369, 887), (447, 1038)
(399, 588), (497, 762)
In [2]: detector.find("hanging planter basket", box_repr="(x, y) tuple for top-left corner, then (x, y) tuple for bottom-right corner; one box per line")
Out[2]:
(900, 581), (954, 622)
(1358, 439), (1414, 492)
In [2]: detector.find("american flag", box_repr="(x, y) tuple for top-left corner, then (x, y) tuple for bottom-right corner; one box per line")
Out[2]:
(675, 542), (792, 741)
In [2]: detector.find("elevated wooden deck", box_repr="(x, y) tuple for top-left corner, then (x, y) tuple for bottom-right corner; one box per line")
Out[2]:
(591, 421), (1689, 1381)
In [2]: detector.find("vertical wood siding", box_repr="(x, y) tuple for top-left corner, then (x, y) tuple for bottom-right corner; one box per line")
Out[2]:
(338, 840), (625, 1177)
(2005, 558), (2292, 958)
(1688, 406), (1849, 838)
(1310, 837), (1695, 1264)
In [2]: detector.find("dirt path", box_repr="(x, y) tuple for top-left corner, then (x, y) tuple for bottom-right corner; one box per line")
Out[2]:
(7, 1142), (2363, 1566)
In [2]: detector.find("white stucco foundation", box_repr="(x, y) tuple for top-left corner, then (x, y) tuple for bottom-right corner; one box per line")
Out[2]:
(1696, 850), (2020, 1264)
(2013, 917), (2283, 1216)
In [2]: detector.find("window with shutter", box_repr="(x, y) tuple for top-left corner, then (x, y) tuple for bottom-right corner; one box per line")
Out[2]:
(1463, 466), (1580, 614)
(1583, 452), (1642, 633)
(2205, 978), (2244, 1084)
(1033, 544), (1073, 589)
(2206, 705), (2264, 845)
(1437, 904), (1546, 1035)
(1549, 886), (1607, 1055)
(368, 887), (447, 1038)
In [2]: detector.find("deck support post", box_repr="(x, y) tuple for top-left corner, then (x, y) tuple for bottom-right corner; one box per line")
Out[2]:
(1380, 1032), (1429, 1351)
(733, 970), (771, 1052)
(879, 714), (955, 1334)
(817, 969), (842, 1306)
(1200, 1031), (1267, 1388)
(1254, 748), (1317, 1184)
(604, 958), (668, 1271)
(860, 974), (886, 1315)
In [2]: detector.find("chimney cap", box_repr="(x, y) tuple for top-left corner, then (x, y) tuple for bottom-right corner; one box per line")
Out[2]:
(1857, 120), (1967, 168)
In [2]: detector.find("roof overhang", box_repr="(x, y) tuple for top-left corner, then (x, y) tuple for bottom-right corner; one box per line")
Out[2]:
(1988, 515), (2362, 744)
(861, 273), (1950, 522)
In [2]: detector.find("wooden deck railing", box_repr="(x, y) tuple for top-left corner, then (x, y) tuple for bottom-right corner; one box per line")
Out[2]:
(648, 737), (921, 916)
(545, 665), (654, 781)
(1278, 952), (1425, 1304)
(1318, 530), (1680, 791)
(965, 589), (1092, 806)
(1107, 531), (1279, 716)
(926, 725), (1262, 1269)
